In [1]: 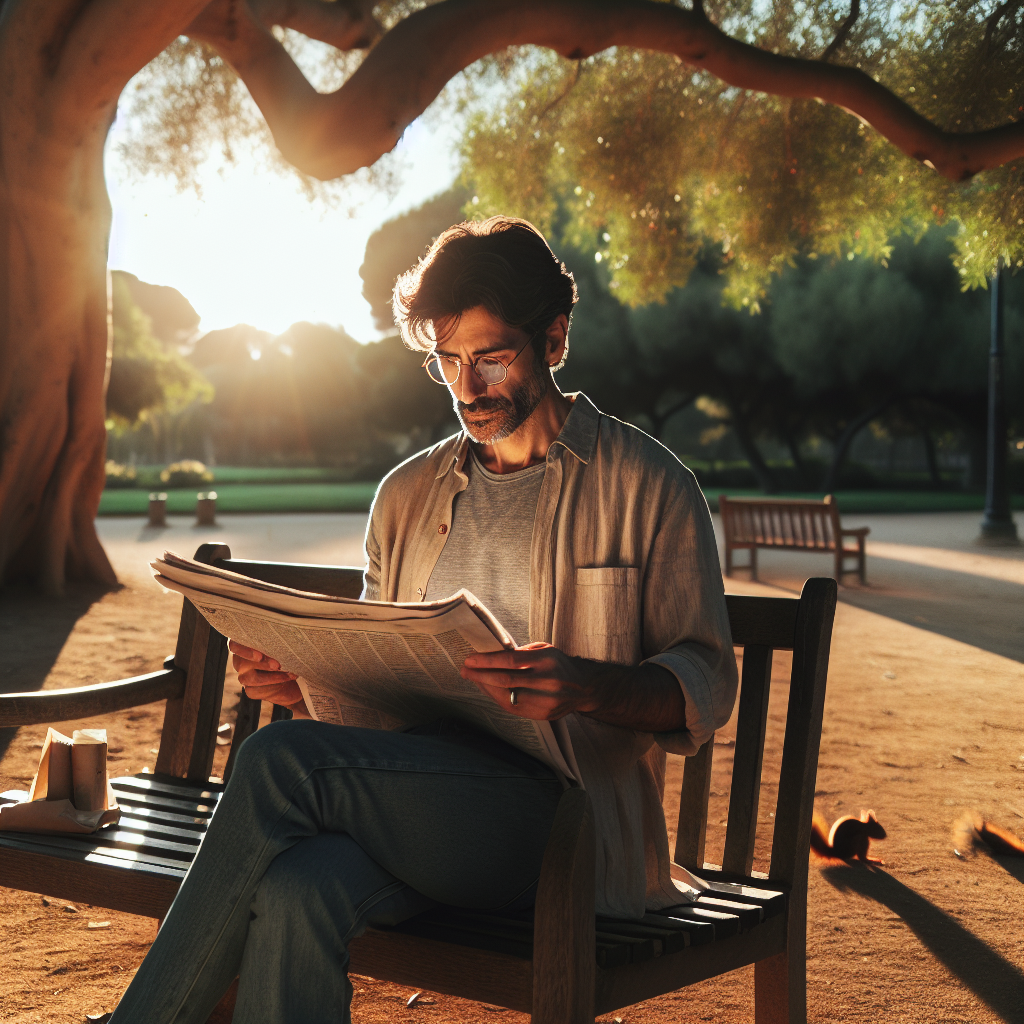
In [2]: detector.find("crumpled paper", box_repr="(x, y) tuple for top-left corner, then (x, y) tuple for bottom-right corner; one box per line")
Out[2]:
(0, 727), (120, 834)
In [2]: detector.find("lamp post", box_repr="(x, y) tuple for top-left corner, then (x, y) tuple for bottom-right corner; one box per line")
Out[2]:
(977, 261), (1020, 546)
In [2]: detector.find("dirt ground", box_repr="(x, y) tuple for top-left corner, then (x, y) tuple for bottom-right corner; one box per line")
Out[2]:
(0, 512), (1021, 1023)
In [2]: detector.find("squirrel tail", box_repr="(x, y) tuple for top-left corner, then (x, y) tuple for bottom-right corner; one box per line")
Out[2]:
(809, 813), (838, 863)
(978, 821), (1024, 857)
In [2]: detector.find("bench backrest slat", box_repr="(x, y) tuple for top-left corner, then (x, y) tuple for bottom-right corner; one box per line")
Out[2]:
(722, 644), (773, 876)
(674, 582), (835, 887)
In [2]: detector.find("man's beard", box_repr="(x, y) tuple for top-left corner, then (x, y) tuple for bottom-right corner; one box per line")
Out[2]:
(456, 355), (548, 445)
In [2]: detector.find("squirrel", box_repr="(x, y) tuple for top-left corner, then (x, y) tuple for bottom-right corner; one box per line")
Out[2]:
(954, 813), (1024, 858)
(810, 810), (886, 864)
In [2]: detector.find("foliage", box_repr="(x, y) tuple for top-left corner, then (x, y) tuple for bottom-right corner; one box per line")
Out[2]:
(460, 0), (1024, 308)
(360, 187), (471, 330)
(106, 274), (213, 427)
(124, 319), (457, 472)
(103, 460), (138, 489)
(160, 460), (214, 487)
(116, 30), (399, 207)
(556, 224), (1021, 490)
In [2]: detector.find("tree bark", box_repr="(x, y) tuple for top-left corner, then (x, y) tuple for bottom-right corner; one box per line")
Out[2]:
(0, 0), (205, 593)
(0, 130), (118, 592)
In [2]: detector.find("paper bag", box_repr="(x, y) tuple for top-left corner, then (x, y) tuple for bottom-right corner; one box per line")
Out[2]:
(0, 727), (120, 834)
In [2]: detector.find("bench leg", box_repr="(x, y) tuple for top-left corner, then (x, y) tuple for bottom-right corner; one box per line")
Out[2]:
(834, 548), (844, 583)
(750, 547), (758, 582)
(858, 538), (866, 585)
(755, 949), (805, 1024)
(725, 544), (734, 577)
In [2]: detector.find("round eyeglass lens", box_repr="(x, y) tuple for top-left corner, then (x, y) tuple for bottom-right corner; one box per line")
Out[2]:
(475, 358), (507, 385)
(425, 355), (459, 384)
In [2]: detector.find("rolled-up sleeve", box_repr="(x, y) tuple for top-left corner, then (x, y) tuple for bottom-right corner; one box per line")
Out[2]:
(641, 472), (737, 757)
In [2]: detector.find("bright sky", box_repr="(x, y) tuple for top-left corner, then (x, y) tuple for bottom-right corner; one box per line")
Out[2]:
(106, 112), (461, 341)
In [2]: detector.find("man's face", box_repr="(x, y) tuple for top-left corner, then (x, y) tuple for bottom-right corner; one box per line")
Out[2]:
(431, 307), (549, 445)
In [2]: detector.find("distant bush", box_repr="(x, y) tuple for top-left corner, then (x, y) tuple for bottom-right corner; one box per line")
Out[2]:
(104, 460), (137, 489)
(160, 460), (214, 488)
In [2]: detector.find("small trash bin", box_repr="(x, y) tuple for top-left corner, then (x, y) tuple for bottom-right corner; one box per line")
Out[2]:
(196, 491), (218, 527)
(147, 492), (168, 527)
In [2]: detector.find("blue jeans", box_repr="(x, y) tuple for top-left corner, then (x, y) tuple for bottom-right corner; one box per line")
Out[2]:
(109, 718), (562, 1024)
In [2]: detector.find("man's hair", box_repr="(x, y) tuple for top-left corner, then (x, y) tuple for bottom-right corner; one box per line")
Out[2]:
(392, 216), (577, 369)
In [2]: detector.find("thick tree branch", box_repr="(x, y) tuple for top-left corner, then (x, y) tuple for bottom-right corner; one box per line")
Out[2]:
(206, 0), (1023, 183)
(53, 0), (213, 125)
(820, 0), (859, 63)
(270, 0), (380, 50)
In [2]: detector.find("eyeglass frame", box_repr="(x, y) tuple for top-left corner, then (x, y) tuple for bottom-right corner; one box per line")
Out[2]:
(421, 330), (540, 388)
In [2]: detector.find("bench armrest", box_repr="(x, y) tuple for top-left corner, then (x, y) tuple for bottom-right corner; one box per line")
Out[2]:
(0, 658), (186, 728)
(840, 527), (869, 538)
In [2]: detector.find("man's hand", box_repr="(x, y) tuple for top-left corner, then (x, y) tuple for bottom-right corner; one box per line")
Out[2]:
(228, 640), (311, 719)
(461, 643), (687, 733)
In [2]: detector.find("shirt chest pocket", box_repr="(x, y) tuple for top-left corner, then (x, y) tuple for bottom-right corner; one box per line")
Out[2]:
(574, 567), (641, 665)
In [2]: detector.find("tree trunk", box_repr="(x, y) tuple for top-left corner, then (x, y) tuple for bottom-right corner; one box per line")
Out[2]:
(922, 428), (942, 487)
(727, 406), (778, 494)
(782, 427), (811, 488)
(820, 400), (893, 494)
(0, 69), (117, 592)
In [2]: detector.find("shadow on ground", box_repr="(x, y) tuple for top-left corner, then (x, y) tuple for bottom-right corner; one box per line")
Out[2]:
(0, 582), (109, 760)
(727, 559), (1024, 663)
(822, 865), (1024, 1022)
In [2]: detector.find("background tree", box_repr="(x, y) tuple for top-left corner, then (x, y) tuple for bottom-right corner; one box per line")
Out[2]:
(556, 226), (1021, 491)
(2, 0), (1022, 591)
(107, 273), (211, 435)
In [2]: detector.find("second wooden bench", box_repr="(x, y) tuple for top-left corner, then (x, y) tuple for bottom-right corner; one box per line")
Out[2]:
(718, 494), (869, 583)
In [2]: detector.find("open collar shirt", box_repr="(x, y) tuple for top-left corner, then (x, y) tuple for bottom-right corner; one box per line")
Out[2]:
(363, 394), (738, 918)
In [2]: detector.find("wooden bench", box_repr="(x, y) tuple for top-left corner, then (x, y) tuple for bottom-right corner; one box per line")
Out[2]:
(719, 494), (869, 584)
(0, 544), (837, 1023)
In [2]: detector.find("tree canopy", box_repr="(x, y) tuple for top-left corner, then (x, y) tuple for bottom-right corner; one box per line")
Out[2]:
(460, 1), (1024, 308)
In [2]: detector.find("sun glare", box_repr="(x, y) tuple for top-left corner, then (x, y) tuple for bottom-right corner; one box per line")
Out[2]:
(106, 116), (460, 341)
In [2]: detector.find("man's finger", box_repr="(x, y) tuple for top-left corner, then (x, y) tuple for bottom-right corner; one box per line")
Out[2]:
(236, 665), (297, 686)
(228, 640), (281, 671)
(463, 649), (552, 672)
(242, 680), (304, 704)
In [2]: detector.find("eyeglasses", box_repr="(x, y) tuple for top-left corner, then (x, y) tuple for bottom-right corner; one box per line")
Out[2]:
(422, 335), (534, 387)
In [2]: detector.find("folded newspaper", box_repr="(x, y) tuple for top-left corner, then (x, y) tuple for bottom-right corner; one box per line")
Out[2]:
(152, 552), (581, 783)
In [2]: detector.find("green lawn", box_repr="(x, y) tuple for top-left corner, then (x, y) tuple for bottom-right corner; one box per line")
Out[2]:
(98, 481), (379, 515)
(98, 480), (1022, 516)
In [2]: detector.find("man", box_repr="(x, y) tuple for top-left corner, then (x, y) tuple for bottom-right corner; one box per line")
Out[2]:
(110, 217), (736, 1024)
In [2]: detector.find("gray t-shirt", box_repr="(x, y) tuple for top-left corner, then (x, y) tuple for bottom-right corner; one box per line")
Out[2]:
(424, 449), (545, 646)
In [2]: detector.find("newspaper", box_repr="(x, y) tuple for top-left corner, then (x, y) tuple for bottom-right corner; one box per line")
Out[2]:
(152, 552), (580, 782)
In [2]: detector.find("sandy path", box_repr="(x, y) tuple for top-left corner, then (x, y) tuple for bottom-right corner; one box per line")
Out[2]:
(0, 512), (1021, 1023)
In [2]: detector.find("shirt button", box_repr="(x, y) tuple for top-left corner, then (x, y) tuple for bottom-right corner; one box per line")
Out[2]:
(438, 524), (448, 535)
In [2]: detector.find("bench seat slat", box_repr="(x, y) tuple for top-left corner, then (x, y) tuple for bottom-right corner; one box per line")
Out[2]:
(108, 804), (216, 830)
(0, 833), (189, 877)
(112, 791), (220, 818)
(658, 906), (741, 940)
(111, 776), (224, 801)
(114, 814), (210, 842)
(0, 830), (198, 870)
